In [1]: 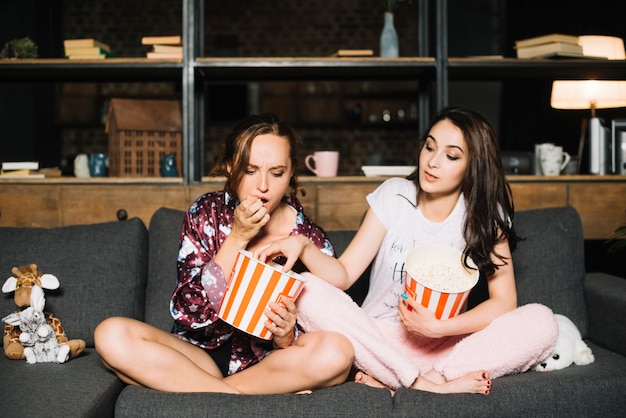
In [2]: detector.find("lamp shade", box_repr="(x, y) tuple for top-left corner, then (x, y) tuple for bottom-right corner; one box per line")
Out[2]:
(550, 80), (626, 110)
(578, 35), (625, 60)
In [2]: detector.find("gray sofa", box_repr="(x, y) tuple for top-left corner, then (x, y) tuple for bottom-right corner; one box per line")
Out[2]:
(1, 206), (625, 417)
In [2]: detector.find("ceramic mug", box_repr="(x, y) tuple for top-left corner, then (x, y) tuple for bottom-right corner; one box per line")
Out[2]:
(537, 144), (571, 176)
(534, 143), (556, 174)
(89, 153), (107, 177)
(160, 153), (178, 177)
(73, 154), (90, 178)
(305, 151), (339, 177)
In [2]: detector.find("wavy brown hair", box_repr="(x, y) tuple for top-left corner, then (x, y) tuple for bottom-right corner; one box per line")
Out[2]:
(408, 107), (519, 276)
(209, 113), (302, 199)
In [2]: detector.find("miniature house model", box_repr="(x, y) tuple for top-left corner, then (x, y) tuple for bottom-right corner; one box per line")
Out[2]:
(106, 98), (182, 177)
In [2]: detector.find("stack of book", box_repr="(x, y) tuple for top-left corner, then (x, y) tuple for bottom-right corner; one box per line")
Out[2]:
(141, 35), (182, 59)
(1, 161), (44, 178)
(515, 34), (583, 59)
(64, 38), (113, 59)
(1, 161), (62, 178)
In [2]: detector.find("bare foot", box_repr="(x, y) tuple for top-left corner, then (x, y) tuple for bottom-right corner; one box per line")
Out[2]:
(354, 371), (395, 395)
(413, 370), (491, 395)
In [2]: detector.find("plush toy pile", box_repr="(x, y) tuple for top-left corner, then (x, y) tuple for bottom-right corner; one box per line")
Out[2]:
(2, 264), (85, 363)
(534, 314), (595, 372)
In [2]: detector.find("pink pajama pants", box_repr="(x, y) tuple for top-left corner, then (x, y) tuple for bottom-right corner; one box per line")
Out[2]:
(296, 273), (558, 390)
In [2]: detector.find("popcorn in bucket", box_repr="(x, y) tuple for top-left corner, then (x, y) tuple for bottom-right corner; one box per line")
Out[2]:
(218, 250), (306, 339)
(404, 245), (479, 320)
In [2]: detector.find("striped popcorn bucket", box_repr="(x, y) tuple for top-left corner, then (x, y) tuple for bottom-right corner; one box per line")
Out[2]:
(404, 245), (479, 320)
(218, 250), (306, 339)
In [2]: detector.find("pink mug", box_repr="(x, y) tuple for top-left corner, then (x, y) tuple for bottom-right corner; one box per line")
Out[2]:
(305, 151), (339, 177)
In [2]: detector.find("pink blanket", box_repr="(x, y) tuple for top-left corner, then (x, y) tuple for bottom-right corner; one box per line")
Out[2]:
(296, 273), (558, 390)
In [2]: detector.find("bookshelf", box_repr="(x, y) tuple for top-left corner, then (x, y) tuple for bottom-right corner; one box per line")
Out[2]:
(1, 0), (626, 183)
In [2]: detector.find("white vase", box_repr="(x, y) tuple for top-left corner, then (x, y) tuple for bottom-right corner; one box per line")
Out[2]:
(380, 12), (399, 58)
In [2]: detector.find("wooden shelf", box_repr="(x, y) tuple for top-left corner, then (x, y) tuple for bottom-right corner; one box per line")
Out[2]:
(0, 58), (182, 81)
(195, 57), (436, 81)
(448, 57), (626, 80)
(0, 176), (184, 184)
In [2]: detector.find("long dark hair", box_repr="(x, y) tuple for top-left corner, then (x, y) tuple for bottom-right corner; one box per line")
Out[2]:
(210, 113), (302, 198)
(408, 107), (519, 276)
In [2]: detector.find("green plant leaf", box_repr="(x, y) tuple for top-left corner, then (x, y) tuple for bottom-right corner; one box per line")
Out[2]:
(606, 224), (626, 253)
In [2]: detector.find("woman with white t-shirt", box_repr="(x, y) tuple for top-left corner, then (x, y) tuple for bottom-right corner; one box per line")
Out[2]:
(256, 107), (558, 395)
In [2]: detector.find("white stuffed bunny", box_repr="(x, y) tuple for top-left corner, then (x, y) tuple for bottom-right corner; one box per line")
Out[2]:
(2, 285), (70, 364)
(534, 314), (594, 372)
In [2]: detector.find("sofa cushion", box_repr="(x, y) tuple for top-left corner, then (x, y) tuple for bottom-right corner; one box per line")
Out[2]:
(146, 207), (186, 331)
(0, 348), (124, 417)
(116, 381), (394, 417)
(0, 218), (148, 346)
(585, 272), (626, 356)
(511, 207), (588, 336)
(392, 341), (626, 417)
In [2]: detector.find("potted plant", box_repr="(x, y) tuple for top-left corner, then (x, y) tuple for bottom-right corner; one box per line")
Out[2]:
(606, 222), (626, 253)
(1, 37), (38, 59)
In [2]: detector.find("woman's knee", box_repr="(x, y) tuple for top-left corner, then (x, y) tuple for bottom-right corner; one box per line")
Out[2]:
(302, 331), (354, 376)
(95, 316), (126, 342)
(94, 316), (139, 359)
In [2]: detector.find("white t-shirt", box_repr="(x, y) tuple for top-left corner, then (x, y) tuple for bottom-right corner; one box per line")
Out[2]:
(360, 178), (467, 323)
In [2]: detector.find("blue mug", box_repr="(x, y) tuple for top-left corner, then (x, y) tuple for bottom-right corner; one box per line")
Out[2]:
(160, 154), (178, 177)
(89, 153), (107, 177)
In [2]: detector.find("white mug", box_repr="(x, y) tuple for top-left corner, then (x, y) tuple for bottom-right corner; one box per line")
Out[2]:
(74, 154), (91, 178)
(534, 143), (553, 175)
(305, 151), (339, 177)
(537, 144), (571, 176)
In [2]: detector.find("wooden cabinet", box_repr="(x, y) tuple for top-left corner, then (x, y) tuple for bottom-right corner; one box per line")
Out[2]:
(509, 183), (568, 211)
(569, 183), (626, 240)
(60, 185), (188, 226)
(1, 176), (624, 239)
(509, 177), (626, 240)
(313, 183), (379, 230)
(0, 184), (62, 228)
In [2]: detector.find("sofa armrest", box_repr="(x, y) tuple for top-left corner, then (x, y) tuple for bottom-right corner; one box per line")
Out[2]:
(584, 272), (626, 356)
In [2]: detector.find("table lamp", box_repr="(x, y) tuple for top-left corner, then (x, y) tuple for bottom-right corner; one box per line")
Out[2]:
(578, 35), (625, 60)
(550, 80), (626, 174)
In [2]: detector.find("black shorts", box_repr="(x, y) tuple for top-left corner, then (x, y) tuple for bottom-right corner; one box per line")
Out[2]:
(206, 338), (232, 377)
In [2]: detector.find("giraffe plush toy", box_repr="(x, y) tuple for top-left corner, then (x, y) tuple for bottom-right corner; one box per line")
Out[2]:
(2, 264), (86, 361)
(3, 285), (71, 363)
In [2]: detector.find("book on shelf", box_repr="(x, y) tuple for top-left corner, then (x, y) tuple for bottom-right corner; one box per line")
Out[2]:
(63, 38), (111, 53)
(64, 46), (114, 57)
(0, 172), (45, 179)
(146, 51), (183, 59)
(1, 161), (42, 178)
(39, 167), (62, 177)
(466, 55), (504, 60)
(0, 166), (61, 179)
(516, 41), (584, 59)
(331, 49), (374, 57)
(152, 44), (183, 53)
(514, 33), (580, 49)
(67, 54), (109, 60)
(141, 35), (182, 45)
(1, 161), (39, 171)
